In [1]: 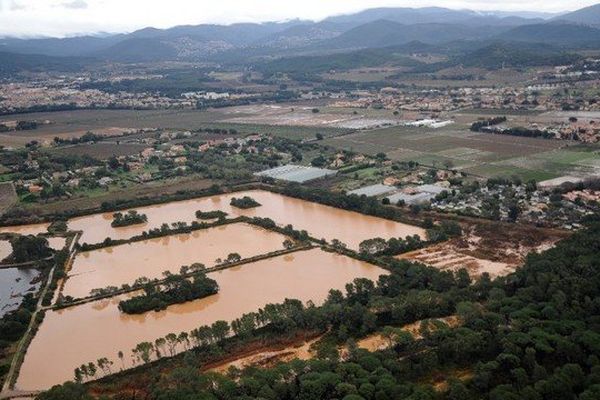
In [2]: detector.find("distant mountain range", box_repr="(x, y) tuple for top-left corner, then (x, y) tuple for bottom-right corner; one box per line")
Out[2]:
(0, 4), (599, 69)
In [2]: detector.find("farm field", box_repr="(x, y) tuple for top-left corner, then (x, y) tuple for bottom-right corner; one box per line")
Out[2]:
(0, 107), (352, 146)
(21, 176), (217, 216)
(50, 143), (148, 158)
(324, 122), (599, 180)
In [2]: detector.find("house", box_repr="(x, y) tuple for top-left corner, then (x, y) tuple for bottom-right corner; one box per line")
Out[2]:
(169, 145), (185, 154)
(66, 178), (80, 188)
(383, 177), (401, 186)
(141, 148), (155, 159)
(174, 156), (187, 165)
(198, 143), (211, 152)
(137, 173), (152, 182)
(28, 185), (43, 193)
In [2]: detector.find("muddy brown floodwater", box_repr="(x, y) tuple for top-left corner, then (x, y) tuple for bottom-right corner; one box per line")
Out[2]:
(0, 222), (49, 236)
(69, 190), (426, 249)
(0, 239), (12, 260)
(16, 248), (387, 391)
(62, 223), (289, 299)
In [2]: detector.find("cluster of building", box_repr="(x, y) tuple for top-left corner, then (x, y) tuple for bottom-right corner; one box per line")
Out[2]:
(329, 84), (600, 114)
(0, 81), (197, 113)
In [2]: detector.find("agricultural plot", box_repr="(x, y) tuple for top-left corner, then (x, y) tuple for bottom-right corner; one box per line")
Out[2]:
(0, 108), (350, 147)
(50, 143), (148, 158)
(324, 123), (595, 180)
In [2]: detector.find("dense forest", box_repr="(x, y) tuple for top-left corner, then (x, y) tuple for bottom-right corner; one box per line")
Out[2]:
(38, 218), (600, 400)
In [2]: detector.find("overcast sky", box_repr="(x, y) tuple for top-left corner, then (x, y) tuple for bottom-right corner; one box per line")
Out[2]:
(0, 0), (597, 38)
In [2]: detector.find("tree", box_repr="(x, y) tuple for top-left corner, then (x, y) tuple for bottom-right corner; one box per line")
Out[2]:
(331, 239), (347, 250)
(165, 333), (178, 356)
(225, 253), (242, 263)
(117, 350), (124, 370)
(37, 382), (91, 400)
(133, 342), (154, 364)
(283, 239), (295, 250)
(358, 238), (387, 255)
(178, 331), (190, 350)
(311, 155), (327, 167)
(211, 320), (230, 343)
(11, 235), (51, 263)
(74, 367), (83, 383)
(155, 337), (167, 358)
(96, 357), (112, 376)
(86, 362), (97, 378)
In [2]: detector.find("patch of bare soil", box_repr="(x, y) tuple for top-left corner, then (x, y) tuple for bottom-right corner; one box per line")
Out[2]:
(399, 221), (567, 278)
(208, 336), (322, 374)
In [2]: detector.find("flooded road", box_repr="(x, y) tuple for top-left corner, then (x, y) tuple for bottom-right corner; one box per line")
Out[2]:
(62, 223), (289, 299)
(16, 248), (387, 390)
(69, 190), (425, 249)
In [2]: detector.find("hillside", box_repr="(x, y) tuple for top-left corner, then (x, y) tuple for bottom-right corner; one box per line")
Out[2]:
(554, 3), (600, 26)
(0, 5), (598, 64)
(497, 22), (600, 45)
(259, 45), (425, 75)
(318, 20), (507, 50)
(0, 51), (92, 76)
(454, 42), (582, 69)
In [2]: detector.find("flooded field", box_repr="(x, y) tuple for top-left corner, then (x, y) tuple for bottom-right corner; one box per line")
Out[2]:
(69, 190), (425, 248)
(0, 239), (12, 260)
(0, 268), (40, 317)
(47, 237), (67, 251)
(62, 223), (289, 299)
(16, 248), (387, 390)
(0, 223), (49, 236)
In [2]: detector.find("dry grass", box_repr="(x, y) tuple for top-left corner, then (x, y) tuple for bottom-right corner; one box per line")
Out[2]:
(22, 176), (216, 216)
(49, 143), (147, 159)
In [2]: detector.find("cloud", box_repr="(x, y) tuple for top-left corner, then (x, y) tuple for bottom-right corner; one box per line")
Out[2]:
(9, 0), (26, 11)
(61, 0), (87, 9)
(0, 0), (599, 38)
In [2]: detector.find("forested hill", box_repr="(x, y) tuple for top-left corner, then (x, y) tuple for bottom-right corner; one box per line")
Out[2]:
(39, 218), (600, 400)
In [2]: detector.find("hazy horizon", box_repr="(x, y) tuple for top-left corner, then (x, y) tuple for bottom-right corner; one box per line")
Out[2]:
(0, 0), (598, 38)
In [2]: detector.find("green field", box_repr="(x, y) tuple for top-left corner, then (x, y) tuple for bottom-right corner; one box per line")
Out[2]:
(324, 123), (599, 181)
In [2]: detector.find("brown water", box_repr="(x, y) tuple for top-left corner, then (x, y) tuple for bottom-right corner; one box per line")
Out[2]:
(16, 248), (386, 391)
(47, 237), (67, 251)
(0, 240), (12, 260)
(0, 223), (49, 236)
(69, 190), (425, 249)
(62, 223), (289, 299)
